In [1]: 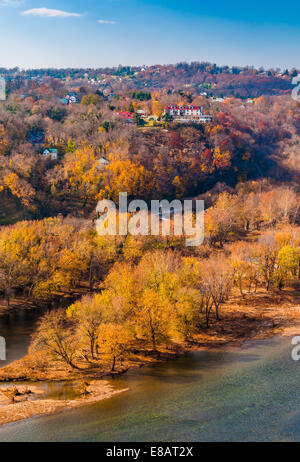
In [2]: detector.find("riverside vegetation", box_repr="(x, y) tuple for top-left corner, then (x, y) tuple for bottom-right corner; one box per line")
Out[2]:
(0, 183), (300, 383)
(0, 66), (300, 423)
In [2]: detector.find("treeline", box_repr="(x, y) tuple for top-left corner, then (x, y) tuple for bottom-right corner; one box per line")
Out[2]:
(1, 83), (299, 218)
(0, 183), (299, 306)
(31, 222), (300, 371)
(2, 62), (295, 97)
(0, 217), (122, 305)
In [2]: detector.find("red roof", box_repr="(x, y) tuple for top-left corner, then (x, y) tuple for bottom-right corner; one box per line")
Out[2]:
(117, 112), (134, 119)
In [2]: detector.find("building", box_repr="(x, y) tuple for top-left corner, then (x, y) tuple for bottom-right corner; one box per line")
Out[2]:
(210, 97), (225, 103)
(117, 111), (134, 122)
(164, 105), (212, 123)
(42, 148), (58, 160)
(61, 92), (79, 105)
(97, 157), (109, 170)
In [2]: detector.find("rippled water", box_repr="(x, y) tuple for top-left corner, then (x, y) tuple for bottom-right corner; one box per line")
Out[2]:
(0, 333), (299, 442)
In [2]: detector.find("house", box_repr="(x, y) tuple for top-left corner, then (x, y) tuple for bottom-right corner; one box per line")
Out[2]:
(61, 92), (79, 105)
(164, 105), (212, 123)
(42, 148), (58, 160)
(68, 92), (79, 103)
(210, 97), (225, 103)
(165, 105), (203, 117)
(97, 157), (109, 170)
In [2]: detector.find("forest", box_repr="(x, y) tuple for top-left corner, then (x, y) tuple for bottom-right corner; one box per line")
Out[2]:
(0, 67), (299, 378)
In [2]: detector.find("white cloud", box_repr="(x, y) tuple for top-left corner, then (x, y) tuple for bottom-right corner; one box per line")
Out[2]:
(97, 19), (116, 24)
(0, 0), (24, 6)
(21, 8), (81, 18)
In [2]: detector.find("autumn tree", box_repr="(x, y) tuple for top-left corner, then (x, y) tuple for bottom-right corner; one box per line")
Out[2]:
(67, 294), (108, 359)
(98, 322), (133, 371)
(31, 310), (79, 369)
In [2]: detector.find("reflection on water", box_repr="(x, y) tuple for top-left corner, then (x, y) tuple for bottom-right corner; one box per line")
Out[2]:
(0, 335), (299, 441)
(0, 308), (46, 367)
(37, 381), (80, 401)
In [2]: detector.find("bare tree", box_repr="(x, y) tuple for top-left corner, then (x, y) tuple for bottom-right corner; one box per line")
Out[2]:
(31, 310), (79, 369)
(203, 256), (233, 323)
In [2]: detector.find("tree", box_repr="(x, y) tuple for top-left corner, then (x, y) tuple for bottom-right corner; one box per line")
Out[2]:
(81, 94), (102, 106)
(0, 245), (28, 306)
(31, 310), (79, 369)
(173, 287), (199, 340)
(133, 113), (145, 127)
(136, 288), (172, 351)
(275, 245), (299, 290)
(98, 323), (132, 371)
(67, 294), (107, 359)
(257, 234), (278, 291)
(203, 256), (232, 322)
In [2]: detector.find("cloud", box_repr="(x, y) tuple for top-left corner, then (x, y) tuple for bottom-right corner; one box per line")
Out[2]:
(21, 8), (81, 18)
(0, 0), (24, 6)
(97, 19), (116, 24)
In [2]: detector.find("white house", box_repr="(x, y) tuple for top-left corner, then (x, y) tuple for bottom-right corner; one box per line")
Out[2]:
(42, 148), (58, 160)
(97, 157), (109, 170)
(165, 105), (212, 123)
(165, 105), (204, 117)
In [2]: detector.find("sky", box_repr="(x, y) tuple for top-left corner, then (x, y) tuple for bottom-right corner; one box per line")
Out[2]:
(0, 0), (300, 69)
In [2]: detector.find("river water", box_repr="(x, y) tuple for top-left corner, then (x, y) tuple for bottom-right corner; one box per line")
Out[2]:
(0, 308), (300, 441)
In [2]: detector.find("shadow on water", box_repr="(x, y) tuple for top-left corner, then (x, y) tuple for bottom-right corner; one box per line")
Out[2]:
(0, 297), (78, 367)
(115, 350), (262, 387)
(0, 307), (47, 367)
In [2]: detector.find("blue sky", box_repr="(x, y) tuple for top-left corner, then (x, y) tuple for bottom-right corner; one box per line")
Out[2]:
(0, 0), (299, 69)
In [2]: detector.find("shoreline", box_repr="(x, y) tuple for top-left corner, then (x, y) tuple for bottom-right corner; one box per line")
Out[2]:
(0, 289), (300, 427)
(0, 283), (95, 317)
(0, 324), (297, 430)
(0, 381), (129, 428)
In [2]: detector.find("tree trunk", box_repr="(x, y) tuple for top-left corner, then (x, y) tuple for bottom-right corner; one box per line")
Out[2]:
(90, 339), (95, 359)
(111, 355), (116, 371)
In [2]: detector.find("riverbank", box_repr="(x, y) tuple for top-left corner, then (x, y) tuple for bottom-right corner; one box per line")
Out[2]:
(0, 288), (299, 427)
(0, 282), (93, 316)
(1, 289), (300, 384)
(0, 381), (129, 427)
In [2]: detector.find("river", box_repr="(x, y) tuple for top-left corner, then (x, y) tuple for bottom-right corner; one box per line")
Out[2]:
(0, 308), (300, 441)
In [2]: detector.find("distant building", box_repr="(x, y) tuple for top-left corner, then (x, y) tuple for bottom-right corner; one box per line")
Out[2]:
(62, 92), (79, 105)
(164, 105), (212, 123)
(42, 148), (58, 160)
(210, 97), (225, 103)
(117, 111), (134, 121)
(97, 157), (109, 170)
